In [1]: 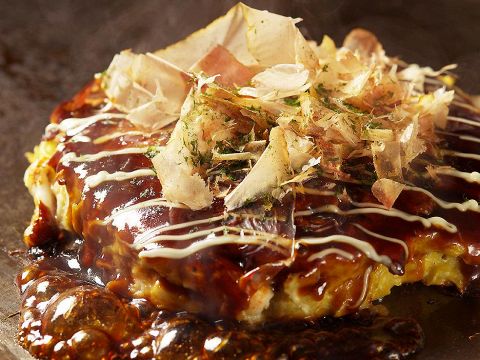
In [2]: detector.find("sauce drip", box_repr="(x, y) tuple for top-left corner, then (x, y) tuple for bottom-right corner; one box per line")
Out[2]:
(16, 241), (425, 359)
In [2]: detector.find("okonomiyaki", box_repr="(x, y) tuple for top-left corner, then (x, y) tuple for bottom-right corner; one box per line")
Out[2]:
(18, 3), (480, 359)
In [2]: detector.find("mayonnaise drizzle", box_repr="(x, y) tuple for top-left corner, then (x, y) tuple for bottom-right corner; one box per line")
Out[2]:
(134, 225), (286, 250)
(84, 169), (156, 188)
(134, 225), (231, 248)
(352, 266), (373, 308)
(299, 235), (392, 266)
(69, 135), (92, 143)
(452, 100), (480, 114)
(434, 167), (480, 184)
(404, 185), (479, 213)
(52, 96), (480, 265)
(304, 248), (355, 261)
(102, 198), (188, 224)
(139, 234), (285, 259)
(134, 215), (225, 245)
(48, 113), (126, 136)
(442, 149), (480, 161)
(294, 204), (457, 233)
(62, 147), (148, 163)
(96, 101), (115, 113)
(436, 130), (480, 144)
(448, 115), (480, 128)
(352, 223), (409, 257)
(295, 188), (337, 196)
(93, 130), (163, 144)
(423, 78), (443, 86)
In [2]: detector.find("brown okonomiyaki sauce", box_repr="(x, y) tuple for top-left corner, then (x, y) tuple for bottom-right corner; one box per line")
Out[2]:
(17, 241), (425, 360)
(18, 78), (480, 359)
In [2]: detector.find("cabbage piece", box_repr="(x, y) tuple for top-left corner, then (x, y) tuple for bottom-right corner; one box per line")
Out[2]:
(398, 64), (457, 93)
(224, 127), (292, 210)
(417, 87), (454, 130)
(371, 178), (405, 209)
(238, 64), (310, 100)
(191, 45), (255, 87)
(361, 128), (394, 142)
(51, 182), (72, 231)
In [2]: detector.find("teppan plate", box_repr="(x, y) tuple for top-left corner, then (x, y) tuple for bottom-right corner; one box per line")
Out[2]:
(1, 1), (479, 358)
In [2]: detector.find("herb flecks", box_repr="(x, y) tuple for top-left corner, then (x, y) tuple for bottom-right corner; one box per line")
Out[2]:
(284, 96), (301, 107)
(145, 146), (160, 159)
(343, 102), (367, 115)
(365, 121), (383, 129)
(316, 83), (328, 96)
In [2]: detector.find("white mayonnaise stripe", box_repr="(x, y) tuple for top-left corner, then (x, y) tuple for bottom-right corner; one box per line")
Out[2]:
(298, 235), (392, 266)
(294, 187), (337, 196)
(212, 152), (256, 161)
(294, 205), (457, 233)
(352, 266), (373, 308)
(134, 225), (230, 248)
(448, 116), (480, 128)
(306, 248), (355, 262)
(95, 101), (114, 113)
(134, 225), (282, 250)
(134, 215), (225, 245)
(69, 134), (92, 143)
(436, 130), (480, 144)
(442, 150), (480, 161)
(102, 198), (188, 224)
(61, 147), (148, 163)
(53, 113), (126, 136)
(350, 201), (387, 209)
(434, 168), (480, 184)
(93, 130), (151, 144)
(404, 185), (479, 213)
(423, 78), (443, 86)
(85, 169), (156, 188)
(139, 234), (285, 259)
(452, 100), (480, 114)
(352, 223), (409, 257)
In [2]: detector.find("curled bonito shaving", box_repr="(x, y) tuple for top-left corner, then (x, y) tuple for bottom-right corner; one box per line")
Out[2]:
(101, 3), (456, 211)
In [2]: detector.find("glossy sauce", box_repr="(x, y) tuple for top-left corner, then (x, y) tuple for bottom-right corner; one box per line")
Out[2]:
(16, 245), (425, 359)
(18, 80), (480, 359)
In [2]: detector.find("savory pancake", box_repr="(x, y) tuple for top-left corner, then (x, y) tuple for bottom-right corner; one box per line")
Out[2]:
(20, 3), (480, 358)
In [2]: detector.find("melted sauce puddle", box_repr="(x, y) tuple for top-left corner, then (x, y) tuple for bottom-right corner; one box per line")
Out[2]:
(16, 240), (425, 359)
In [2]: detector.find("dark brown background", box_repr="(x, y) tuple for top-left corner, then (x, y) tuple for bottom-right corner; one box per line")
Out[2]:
(1, 1), (480, 358)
